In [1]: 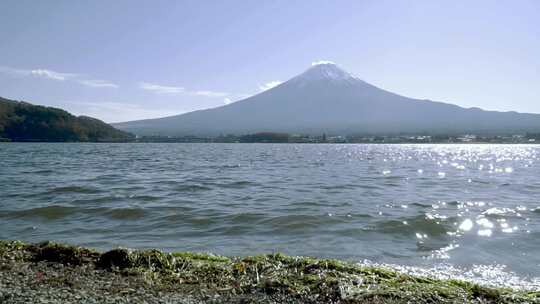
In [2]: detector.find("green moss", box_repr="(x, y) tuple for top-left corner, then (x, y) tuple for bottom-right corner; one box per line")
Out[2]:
(0, 241), (537, 304)
(131, 249), (178, 272)
(0, 240), (31, 261)
(172, 251), (230, 263)
(0, 240), (28, 253)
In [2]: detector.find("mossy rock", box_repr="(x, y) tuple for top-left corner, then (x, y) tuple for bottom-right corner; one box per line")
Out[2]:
(33, 241), (98, 266)
(97, 248), (132, 269)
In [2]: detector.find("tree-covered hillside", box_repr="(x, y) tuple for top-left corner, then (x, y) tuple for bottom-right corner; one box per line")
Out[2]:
(0, 97), (134, 142)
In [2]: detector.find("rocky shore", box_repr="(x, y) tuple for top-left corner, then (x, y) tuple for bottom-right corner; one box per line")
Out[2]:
(0, 241), (538, 303)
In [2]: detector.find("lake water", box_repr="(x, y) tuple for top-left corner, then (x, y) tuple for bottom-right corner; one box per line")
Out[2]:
(1, 143), (540, 288)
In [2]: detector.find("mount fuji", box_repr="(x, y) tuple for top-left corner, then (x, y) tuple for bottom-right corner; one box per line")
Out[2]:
(114, 63), (540, 136)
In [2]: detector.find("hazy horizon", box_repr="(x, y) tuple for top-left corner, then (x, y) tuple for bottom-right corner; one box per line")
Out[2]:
(1, 0), (539, 123)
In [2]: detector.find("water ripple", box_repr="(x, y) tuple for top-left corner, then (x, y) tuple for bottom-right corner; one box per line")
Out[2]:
(1, 143), (540, 283)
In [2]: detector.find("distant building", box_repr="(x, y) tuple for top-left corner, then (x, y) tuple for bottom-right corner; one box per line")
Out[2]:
(457, 134), (477, 142)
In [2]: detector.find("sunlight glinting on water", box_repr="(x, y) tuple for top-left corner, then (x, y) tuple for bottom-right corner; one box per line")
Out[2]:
(1, 143), (540, 288)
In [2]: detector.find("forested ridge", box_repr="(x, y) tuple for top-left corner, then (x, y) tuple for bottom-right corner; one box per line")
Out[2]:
(0, 97), (133, 142)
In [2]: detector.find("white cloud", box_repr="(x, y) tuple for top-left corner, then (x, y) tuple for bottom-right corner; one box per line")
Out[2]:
(139, 82), (185, 94)
(0, 65), (118, 89)
(191, 90), (229, 98)
(0, 66), (77, 81)
(259, 80), (282, 91)
(78, 79), (119, 88)
(223, 97), (232, 105)
(30, 69), (77, 81)
(139, 82), (231, 98)
(312, 60), (335, 66)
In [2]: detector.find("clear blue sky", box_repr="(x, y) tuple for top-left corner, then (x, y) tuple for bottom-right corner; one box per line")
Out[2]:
(1, 0), (539, 122)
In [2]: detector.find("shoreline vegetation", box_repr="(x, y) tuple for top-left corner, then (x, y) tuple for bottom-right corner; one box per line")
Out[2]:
(134, 132), (540, 144)
(1, 241), (538, 303)
(3, 131), (540, 144)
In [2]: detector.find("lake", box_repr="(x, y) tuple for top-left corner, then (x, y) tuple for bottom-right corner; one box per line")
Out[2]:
(1, 143), (539, 288)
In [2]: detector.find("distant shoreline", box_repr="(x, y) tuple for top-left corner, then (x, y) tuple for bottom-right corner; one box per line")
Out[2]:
(2, 141), (539, 145)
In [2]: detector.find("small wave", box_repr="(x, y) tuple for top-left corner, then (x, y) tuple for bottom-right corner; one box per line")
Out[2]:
(4, 205), (148, 221)
(70, 196), (118, 205)
(228, 212), (266, 225)
(200, 164), (241, 170)
(360, 261), (540, 291)
(410, 202), (432, 208)
(22, 169), (53, 174)
(260, 214), (346, 233)
(532, 207), (540, 214)
(355, 184), (384, 190)
(346, 213), (373, 218)
(373, 214), (453, 237)
(49, 186), (100, 194)
(220, 164), (241, 169)
(216, 181), (258, 189)
(103, 208), (147, 220)
(8, 205), (79, 220)
(320, 184), (359, 190)
(481, 207), (520, 219)
(127, 195), (161, 202)
(174, 184), (212, 192)
(289, 200), (335, 207)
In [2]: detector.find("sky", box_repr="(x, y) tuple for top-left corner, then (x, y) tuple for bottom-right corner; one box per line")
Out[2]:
(0, 0), (539, 123)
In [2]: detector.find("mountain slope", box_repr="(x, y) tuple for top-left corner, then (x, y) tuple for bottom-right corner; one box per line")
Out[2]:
(0, 97), (134, 142)
(114, 63), (540, 136)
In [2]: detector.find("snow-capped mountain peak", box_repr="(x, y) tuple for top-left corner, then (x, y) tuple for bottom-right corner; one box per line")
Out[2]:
(290, 62), (359, 85)
(114, 62), (540, 137)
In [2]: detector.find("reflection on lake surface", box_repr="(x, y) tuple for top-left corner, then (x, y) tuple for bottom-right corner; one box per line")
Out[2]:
(1, 143), (539, 288)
